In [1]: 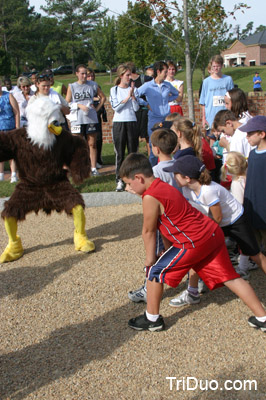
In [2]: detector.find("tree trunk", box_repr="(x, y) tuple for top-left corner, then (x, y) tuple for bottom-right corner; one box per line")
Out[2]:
(71, 46), (75, 74)
(15, 56), (20, 76)
(183, 0), (195, 121)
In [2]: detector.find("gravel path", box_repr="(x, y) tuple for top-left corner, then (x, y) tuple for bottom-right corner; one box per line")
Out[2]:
(0, 203), (266, 400)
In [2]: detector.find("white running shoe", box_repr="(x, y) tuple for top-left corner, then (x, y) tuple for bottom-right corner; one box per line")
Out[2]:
(116, 179), (125, 192)
(128, 282), (147, 303)
(169, 290), (200, 307)
(235, 267), (250, 280)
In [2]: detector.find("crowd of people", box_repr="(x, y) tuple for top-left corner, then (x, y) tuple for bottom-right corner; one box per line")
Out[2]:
(1, 56), (266, 333)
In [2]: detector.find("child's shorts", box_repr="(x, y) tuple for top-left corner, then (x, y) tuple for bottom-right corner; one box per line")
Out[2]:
(146, 226), (239, 290)
(222, 214), (260, 256)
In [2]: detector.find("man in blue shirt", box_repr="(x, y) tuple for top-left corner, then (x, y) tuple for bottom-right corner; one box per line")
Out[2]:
(253, 72), (262, 92)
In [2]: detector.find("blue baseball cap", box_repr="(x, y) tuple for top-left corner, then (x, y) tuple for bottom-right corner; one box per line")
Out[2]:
(151, 121), (173, 131)
(239, 116), (266, 133)
(163, 155), (206, 178)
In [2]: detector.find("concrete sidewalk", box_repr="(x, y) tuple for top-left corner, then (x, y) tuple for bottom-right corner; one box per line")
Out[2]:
(0, 163), (141, 211)
(0, 191), (141, 212)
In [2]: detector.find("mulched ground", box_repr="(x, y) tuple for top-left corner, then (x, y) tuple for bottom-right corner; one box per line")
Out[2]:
(0, 203), (265, 400)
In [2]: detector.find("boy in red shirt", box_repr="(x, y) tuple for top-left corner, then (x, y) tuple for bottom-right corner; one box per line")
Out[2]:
(120, 153), (266, 332)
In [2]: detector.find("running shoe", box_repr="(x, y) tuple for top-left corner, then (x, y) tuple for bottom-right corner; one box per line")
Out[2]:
(128, 313), (165, 331)
(248, 316), (266, 332)
(169, 289), (200, 307)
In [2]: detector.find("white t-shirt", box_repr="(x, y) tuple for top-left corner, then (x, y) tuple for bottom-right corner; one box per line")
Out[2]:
(238, 111), (252, 124)
(230, 176), (245, 205)
(165, 79), (183, 105)
(230, 127), (253, 158)
(182, 181), (243, 227)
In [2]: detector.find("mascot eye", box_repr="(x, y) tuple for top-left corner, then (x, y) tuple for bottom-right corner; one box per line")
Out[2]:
(51, 120), (60, 126)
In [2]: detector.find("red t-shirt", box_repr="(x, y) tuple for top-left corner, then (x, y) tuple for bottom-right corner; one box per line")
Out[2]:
(143, 178), (217, 249)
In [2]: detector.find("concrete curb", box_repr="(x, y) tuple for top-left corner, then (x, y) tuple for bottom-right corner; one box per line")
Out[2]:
(0, 192), (141, 212)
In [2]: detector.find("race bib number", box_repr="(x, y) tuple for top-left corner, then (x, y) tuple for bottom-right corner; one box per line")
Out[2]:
(213, 96), (225, 107)
(71, 125), (81, 134)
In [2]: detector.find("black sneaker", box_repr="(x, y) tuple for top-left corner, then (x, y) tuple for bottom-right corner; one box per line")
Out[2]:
(248, 316), (266, 332)
(128, 313), (165, 332)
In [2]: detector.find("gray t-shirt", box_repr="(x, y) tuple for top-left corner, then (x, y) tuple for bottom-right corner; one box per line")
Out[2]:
(153, 160), (182, 192)
(70, 81), (98, 125)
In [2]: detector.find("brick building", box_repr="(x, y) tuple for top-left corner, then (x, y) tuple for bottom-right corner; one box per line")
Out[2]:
(221, 30), (266, 67)
(102, 91), (266, 143)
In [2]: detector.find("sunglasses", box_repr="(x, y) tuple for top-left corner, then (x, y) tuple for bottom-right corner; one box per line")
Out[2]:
(21, 85), (31, 88)
(36, 74), (52, 81)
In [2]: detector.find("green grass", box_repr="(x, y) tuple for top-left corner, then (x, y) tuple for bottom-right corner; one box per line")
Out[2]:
(0, 142), (148, 198)
(51, 65), (266, 96)
(0, 181), (16, 198)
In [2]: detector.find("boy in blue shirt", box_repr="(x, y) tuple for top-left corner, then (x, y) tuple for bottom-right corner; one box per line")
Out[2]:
(199, 55), (234, 131)
(240, 116), (266, 253)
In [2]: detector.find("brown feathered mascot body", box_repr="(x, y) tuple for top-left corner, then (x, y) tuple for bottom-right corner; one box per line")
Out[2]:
(0, 97), (95, 263)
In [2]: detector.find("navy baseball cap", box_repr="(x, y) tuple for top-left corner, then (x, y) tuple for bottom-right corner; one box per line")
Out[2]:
(151, 121), (173, 131)
(239, 116), (266, 133)
(163, 155), (206, 178)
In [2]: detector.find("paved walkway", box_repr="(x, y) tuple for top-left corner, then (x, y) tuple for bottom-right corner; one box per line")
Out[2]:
(0, 164), (141, 211)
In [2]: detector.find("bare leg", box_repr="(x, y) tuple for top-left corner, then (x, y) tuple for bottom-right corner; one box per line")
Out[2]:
(146, 138), (150, 157)
(10, 159), (16, 174)
(87, 133), (97, 169)
(224, 278), (266, 317)
(250, 252), (266, 275)
(189, 269), (200, 287)
(146, 279), (164, 315)
(0, 161), (4, 180)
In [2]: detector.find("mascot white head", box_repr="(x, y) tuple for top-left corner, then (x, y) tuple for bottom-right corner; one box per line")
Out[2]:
(26, 97), (65, 150)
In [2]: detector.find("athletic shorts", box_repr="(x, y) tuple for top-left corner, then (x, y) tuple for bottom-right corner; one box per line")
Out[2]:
(170, 104), (183, 115)
(222, 214), (260, 256)
(71, 123), (97, 136)
(146, 226), (240, 290)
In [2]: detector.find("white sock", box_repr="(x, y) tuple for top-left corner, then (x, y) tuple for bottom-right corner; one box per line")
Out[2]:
(188, 285), (199, 296)
(255, 316), (266, 322)
(0, 172), (4, 180)
(146, 311), (159, 322)
(11, 172), (17, 177)
(91, 168), (96, 172)
(238, 255), (249, 272)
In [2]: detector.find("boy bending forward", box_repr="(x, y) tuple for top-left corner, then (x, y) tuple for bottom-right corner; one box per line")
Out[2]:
(120, 153), (266, 332)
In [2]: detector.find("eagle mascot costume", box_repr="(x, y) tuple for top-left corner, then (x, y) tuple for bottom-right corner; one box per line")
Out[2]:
(0, 96), (95, 263)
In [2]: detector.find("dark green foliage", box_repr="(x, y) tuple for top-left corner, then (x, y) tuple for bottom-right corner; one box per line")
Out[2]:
(116, 1), (166, 70)
(0, 48), (11, 76)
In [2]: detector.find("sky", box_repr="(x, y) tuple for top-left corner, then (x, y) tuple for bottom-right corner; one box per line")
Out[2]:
(30, 0), (265, 31)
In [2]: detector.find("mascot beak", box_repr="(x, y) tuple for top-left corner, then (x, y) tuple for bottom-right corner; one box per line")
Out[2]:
(48, 122), (63, 136)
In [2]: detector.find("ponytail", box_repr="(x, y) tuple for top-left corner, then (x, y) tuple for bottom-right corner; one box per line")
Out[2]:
(198, 168), (212, 185)
(177, 118), (202, 159)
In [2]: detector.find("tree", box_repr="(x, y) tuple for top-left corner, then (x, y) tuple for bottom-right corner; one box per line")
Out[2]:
(254, 25), (266, 34)
(41, 0), (105, 72)
(136, 0), (249, 119)
(0, 0), (39, 75)
(116, 1), (166, 70)
(174, 0), (233, 79)
(0, 48), (11, 75)
(239, 21), (254, 40)
(91, 16), (117, 82)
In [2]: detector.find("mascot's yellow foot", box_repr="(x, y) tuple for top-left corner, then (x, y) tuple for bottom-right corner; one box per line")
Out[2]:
(74, 231), (95, 253)
(0, 237), (24, 263)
